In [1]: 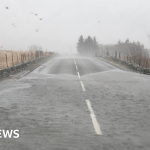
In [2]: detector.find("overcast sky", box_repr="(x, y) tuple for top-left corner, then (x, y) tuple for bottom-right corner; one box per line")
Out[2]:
(0, 0), (150, 53)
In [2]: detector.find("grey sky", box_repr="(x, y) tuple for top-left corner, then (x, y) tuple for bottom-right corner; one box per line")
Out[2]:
(0, 0), (150, 53)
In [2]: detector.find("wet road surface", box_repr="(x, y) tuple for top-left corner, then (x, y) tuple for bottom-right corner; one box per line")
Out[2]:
(0, 56), (150, 150)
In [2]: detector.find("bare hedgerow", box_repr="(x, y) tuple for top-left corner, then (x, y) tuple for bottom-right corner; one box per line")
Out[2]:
(98, 39), (150, 68)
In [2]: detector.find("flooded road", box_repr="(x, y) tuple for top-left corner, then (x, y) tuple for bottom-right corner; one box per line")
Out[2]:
(0, 55), (150, 150)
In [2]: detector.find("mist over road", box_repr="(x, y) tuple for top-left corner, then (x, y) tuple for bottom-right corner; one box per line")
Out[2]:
(0, 55), (150, 150)
(34, 56), (115, 76)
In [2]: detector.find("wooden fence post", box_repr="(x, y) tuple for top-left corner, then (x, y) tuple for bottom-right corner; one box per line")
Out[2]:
(6, 54), (8, 68)
(119, 52), (121, 59)
(17, 54), (18, 64)
(146, 59), (148, 68)
(115, 51), (117, 59)
(21, 54), (22, 63)
(12, 54), (14, 66)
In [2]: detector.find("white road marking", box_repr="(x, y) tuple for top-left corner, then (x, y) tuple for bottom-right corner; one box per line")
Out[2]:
(86, 100), (102, 135)
(76, 65), (78, 70)
(80, 81), (86, 91)
(77, 72), (80, 78)
(73, 58), (102, 135)
(74, 59), (76, 65)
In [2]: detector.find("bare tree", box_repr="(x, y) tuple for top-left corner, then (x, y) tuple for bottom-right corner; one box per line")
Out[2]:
(28, 45), (43, 52)
(100, 39), (150, 68)
(28, 45), (43, 59)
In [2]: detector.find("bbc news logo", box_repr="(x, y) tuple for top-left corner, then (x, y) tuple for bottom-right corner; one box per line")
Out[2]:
(0, 130), (19, 138)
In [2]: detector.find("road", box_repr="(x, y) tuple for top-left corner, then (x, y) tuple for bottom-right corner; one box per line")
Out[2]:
(0, 55), (150, 150)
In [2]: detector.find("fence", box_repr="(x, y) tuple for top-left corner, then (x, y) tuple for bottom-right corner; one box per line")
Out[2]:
(101, 51), (150, 69)
(0, 50), (47, 69)
(99, 51), (150, 74)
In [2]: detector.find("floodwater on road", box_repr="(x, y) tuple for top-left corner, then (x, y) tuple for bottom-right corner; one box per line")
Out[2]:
(0, 56), (150, 150)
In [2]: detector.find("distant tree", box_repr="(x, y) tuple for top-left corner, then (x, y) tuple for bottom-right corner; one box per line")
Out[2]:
(76, 35), (99, 56)
(28, 45), (43, 58)
(118, 39), (122, 44)
(86, 36), (93, 56)
(76, 35), (84, 55)
(28, 45), (43, 52)
(141, 44), (144, 49)
(107, 39), (149, 67)
(93, 36), (99, 55)
(125, 38), (129, 43)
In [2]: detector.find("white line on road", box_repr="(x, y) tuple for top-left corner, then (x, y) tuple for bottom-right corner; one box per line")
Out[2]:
(74, 59), (102, 135)
(80, 81), (86, 91)
(86, 100), (102, 135)
(77, 72), (80, 78)
(74, 59), (76, 65)
(76, 65), (78, 70)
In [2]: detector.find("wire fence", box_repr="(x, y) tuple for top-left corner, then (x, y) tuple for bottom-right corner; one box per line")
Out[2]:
(101, 51), (150, 68)
(0, 50), (47, 69)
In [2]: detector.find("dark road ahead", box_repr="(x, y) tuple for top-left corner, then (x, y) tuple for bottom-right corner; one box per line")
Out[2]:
(0, 56), (150, 150)
(34, 56), (115, 76)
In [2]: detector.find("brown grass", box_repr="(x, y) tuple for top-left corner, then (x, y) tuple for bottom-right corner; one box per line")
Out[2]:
(0, 50), (47, 69)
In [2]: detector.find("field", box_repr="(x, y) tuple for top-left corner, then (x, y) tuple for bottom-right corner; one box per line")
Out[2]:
(0, 50), (47, 69)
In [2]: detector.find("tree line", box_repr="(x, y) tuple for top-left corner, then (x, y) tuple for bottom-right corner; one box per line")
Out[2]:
(99, 39), (149, 67)
(76, 35), (99, 56)
(76, 36), (150, 68)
